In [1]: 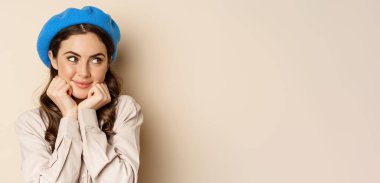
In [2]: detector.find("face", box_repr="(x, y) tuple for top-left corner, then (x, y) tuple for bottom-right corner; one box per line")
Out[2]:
(48, 32), (109, 99)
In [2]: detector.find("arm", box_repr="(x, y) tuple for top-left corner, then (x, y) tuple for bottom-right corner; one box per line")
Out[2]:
(15, 112), (82, 183)
(79, 96), (143, 183)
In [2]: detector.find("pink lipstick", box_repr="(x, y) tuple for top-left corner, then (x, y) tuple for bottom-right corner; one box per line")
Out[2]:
(74, 81), (92, 89)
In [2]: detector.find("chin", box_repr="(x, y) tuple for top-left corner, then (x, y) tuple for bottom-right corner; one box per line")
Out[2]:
(72, 91), (88, 100)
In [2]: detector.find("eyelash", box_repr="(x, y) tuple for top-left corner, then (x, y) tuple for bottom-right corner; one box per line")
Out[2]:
(67, 56), (78, 62)
(91, 57), (103, 64)
(66, 56), (103, 64)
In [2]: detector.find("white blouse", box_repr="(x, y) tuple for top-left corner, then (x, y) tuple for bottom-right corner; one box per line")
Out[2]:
(15, 95), (143, 183)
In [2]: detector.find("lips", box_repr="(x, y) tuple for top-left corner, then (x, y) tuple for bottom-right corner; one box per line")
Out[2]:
(73, 81), (92, 89)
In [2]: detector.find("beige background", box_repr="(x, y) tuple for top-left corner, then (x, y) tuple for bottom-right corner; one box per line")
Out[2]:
(1, 0), (380, 182)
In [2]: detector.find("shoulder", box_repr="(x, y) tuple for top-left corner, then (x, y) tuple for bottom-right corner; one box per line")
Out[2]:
(15, 108), (47, 137)
(115, 95), (143, 119)
(113, 95), (143, 130)
(116, 95), (141, 111)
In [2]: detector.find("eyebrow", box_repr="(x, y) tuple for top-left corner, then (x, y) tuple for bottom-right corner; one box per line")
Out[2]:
(63, 51), (105, 57)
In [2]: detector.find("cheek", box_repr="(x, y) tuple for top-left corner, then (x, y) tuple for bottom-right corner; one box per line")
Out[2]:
(92, 67), (108, 82)
(58, 64), (75, 80)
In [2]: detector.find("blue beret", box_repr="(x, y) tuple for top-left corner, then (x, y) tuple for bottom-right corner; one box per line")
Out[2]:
(37, 6), (121, 68)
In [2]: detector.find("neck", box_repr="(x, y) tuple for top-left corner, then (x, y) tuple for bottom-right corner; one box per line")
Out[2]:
(73, 96), (85, 104)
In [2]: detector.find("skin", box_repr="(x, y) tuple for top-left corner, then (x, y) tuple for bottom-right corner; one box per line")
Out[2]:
(47, 32), (111, 119)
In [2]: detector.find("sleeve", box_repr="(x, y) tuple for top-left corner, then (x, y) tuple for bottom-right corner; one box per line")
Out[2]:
(78, 96), (143, 183)
(15, 112), (83, 183)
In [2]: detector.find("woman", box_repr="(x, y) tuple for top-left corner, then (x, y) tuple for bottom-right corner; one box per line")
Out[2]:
(15, 6), (143, 183)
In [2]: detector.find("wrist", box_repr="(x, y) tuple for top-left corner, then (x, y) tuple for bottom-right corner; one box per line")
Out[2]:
(78, 104), (96, 111)
(63, 109), (78, 119)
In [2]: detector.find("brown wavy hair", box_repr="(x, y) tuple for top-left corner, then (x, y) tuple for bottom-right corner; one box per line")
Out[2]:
(39, 24), (121, 152)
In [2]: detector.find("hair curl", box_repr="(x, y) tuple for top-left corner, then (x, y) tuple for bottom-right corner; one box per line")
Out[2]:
(39, 24), (121, 152)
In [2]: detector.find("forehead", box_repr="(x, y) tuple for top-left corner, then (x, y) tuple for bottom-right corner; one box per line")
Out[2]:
(58, 32), (107, 55)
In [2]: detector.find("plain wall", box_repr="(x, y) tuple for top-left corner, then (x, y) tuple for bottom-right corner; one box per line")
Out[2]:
(1, 0), (380, 182)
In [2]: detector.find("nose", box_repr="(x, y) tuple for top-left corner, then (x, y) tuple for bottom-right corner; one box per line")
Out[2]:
(77, 61), (90, 78)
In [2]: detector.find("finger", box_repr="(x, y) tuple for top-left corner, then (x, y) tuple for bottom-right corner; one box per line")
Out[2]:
(63, 84), (71, 96)
(87, 84), (98, 98)
(88, 82), (99, 96)
(97, 83), (107, 97)
(47, 77), (64, 102)
(94, 84), (106, 99)
(55, 80), (69, 94)
(102, 83), (111, 101)
(102, 83), (109, 92)
(67, 84), (73, 96)
(55, 77), (70, 89)
(96, 84), (109, 104)
(55, 76), (65, 81)
(99, 83), (110, 102)
(55, 79), (67, 89)
(47, 77), (59, 95)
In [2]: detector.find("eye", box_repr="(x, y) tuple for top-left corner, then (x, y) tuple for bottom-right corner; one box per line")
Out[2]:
(91, 57), (103, 64)
(66, 56), (78, 62)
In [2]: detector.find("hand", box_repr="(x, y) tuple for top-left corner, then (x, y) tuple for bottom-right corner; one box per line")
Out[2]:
(47, 76), (77, 118)
(78, 83), (111, 111)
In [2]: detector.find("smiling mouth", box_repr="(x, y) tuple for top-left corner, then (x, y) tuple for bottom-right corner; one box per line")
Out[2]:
(73, 81), (92, 89)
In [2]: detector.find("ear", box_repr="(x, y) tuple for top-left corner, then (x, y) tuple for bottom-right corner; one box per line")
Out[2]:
(48, 50), (58, 70)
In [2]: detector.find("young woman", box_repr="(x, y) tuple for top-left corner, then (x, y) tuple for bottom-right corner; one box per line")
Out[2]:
(15, 6), (143, 183)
